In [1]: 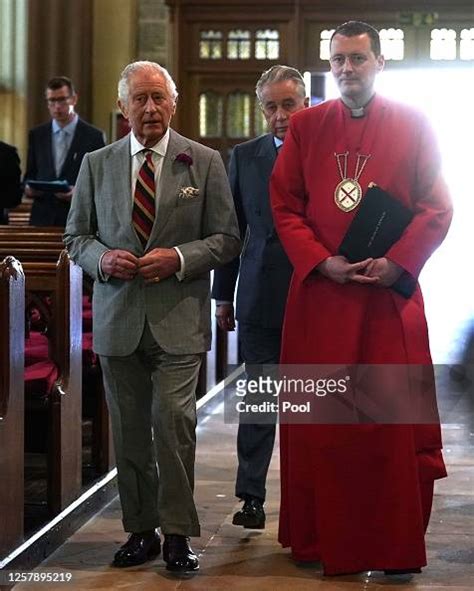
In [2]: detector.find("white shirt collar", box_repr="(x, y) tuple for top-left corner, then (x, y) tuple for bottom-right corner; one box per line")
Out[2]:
(130, 128), (170, 157)
(273, 136), (283, 149)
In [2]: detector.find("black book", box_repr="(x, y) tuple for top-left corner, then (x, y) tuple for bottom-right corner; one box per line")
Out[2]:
(338, 184), (416, 298)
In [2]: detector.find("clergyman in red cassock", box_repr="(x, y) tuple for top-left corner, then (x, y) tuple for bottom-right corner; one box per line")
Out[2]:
(270, 21), (453, 576)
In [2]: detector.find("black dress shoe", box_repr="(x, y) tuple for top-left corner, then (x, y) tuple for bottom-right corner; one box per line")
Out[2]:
(163, 534), (199, 572)
(112, 529), (161, 568)
(232, 498), (265, 529)
(385, 567), (422, 575)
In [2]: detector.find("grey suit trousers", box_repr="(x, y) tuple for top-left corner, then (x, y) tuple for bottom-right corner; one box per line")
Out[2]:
(100, 322), (202, 536)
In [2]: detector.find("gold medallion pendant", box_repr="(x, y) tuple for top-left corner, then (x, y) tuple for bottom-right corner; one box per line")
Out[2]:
(334, 178), (362, 212)
(334, 152), (371, 213)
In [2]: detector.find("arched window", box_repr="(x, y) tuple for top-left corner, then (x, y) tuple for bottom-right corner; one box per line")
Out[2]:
(227, 30), (251, 60)
(199, 30), (223, 59)
(380, 28), (404, 60)
(255, 29), (279, 60)
(430, 28), (457, 60)
(227, 92), (251, 137)
(199, 92), (223, 137)
(319, 29), (335, 61)
(460, 28), (474, 60)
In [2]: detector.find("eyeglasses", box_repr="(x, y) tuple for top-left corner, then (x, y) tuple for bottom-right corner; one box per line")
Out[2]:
(46, 96), (72, 105)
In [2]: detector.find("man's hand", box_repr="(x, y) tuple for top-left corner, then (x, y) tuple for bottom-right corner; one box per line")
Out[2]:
(215, 303), (235, 331)
(55, 186), (73, 201)
(138, 248), (180, 284)
(364, 257), (404, 287)
(24, 185), (44, 198)
(317, 255), (378, 285)
(101, 250), (139, 280)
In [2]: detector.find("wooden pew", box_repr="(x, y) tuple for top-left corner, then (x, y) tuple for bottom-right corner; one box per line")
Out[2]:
(7, 202), (32, 226)
(22, 252), (83, 514)
(0, 227), (65, 261)
(0, 226), (63, 238)
(0, 229), (114, 475)
(0, 257), (25, 554)
(0, 245), (65, 262)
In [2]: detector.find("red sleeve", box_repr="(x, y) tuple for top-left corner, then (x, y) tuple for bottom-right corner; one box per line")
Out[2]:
(386, 113), (453, 279)
(270, 118), (331, 281)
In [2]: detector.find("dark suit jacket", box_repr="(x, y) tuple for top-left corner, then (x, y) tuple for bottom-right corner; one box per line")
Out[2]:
(0, 141), (22, 224)
(25, 118), (105, 226)
(212, 133), (292, 329)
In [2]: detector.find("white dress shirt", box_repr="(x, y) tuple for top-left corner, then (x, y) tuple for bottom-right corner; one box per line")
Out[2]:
(99, 129), (185, 279)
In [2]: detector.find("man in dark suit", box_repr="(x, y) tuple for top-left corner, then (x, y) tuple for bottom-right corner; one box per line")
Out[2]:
(65, 61), (240, 573)
(0, 141), (22, 224)
(25, 76), (105, 226)
(212, 66), (308, 528)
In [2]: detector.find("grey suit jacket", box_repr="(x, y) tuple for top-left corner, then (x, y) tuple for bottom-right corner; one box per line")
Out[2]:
(64, 129), (240, 356)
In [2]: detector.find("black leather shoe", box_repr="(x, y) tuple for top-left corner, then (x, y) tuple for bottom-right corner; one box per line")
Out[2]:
(112, 530), (161, 568)
(385, 567), (421, 575)
(232, 498), (265, 529)
(163, 534), (199, 572)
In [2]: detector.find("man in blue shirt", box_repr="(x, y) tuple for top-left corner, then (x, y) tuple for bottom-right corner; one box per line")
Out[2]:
(25, 76), (105, 226)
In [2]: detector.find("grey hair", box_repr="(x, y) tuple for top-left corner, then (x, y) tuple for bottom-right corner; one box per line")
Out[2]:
(117, 60), (178, 103)
(256, 65), (306, 103)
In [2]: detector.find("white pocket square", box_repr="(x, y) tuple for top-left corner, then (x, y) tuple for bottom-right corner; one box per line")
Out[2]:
(178, 186), (200, 199)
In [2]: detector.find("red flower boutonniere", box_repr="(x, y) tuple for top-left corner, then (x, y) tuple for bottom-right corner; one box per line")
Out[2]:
(175, 153), (193, 166)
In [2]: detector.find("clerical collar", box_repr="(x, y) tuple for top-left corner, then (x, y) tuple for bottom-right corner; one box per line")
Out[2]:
(350, 106), (365, 118)
(341, 94), (376, 118)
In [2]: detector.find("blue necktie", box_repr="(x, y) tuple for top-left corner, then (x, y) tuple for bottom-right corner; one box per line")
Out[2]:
(55, 129), (68, 176)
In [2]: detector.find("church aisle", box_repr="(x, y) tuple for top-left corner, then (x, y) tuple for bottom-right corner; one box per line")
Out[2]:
(11, 369), (474, 591)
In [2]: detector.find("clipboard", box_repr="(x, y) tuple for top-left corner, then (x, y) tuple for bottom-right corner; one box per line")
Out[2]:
(26, 179), (70, 193)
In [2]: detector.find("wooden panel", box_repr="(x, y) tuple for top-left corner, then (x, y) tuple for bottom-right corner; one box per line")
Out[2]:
(23, 252), (83, 514)
(0, 257), (25, 554)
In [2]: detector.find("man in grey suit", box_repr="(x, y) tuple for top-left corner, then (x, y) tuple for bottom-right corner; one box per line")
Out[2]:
(212, 66), (308, 529)
(64, 61), (240, 573)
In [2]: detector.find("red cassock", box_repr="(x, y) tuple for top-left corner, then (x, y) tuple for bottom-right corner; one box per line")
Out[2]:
(270, 95), (453, 575)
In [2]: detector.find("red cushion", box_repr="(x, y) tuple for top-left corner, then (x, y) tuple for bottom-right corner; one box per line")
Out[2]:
(25, 332), (49, 367)
(82, 295), (92, 310)
(82, 332), (97, 366)
(82, 307), (93, 332)
(25, 360), (59, 398)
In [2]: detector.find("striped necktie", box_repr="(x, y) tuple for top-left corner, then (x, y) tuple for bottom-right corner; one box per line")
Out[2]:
(132, 150), (156, 247)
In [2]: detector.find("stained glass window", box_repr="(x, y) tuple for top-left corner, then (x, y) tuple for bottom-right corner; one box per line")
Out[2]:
(380, 28), (404, 60)
(199, 92), (223, 137)
(255, 29), (279, 60)
(227, 30), (251, 60)
(430, 28), (457, 60)
(227, 92), (251, 138)
(319, 29), (335, 61)
(460, 28), (474, 60)
(199, 30), (223, 59)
